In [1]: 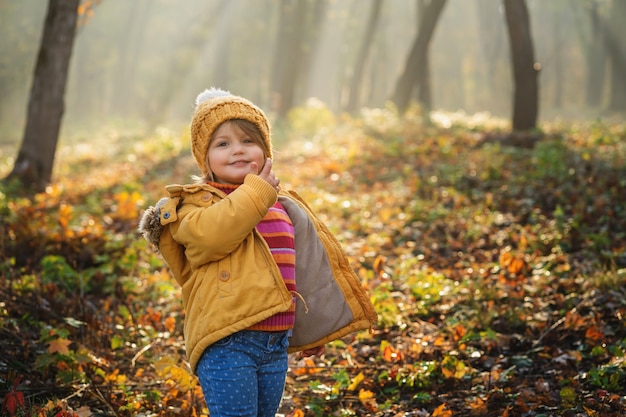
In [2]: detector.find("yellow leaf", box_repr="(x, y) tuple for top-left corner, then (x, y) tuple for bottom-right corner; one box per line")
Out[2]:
(154, 355), (178, 377)
(441, 356), (468, 379)
(155, 355), (196, 392)
(113, 191), (142, 220)
(58, 202), (73, 230)
(454, 361), (468, 379)
(358, 389), (374, 400)
(348, 372), (364, 391)
(358, 389), (378, 410)
(170, 365), (196, 392)
(104, 369), (127, 385)
(48, 338), (72, 355)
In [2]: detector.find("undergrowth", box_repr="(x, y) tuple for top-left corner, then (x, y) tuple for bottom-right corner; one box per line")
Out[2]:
(0, 108), (625, 416)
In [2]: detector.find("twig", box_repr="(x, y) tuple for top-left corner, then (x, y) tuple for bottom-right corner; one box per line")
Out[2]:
(131, 343), (153, 368)
(89, 383), (120, 417)
(532, 298), (587, 347)
(62, 383), (89, 402)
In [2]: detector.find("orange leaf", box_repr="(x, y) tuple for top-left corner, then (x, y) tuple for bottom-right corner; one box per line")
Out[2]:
(373, 256), (385, 275)
(468, 396), (487, 415)
(585, 325), (604, 342)
(48, 338), (72, 355)
(432, 403), (452, 417)
(516, 395), (529, 412)
(292, 357), (322, 375)
(508, 257), (526, 274)
(433, 336), (446, 346)
(58, 203), (72, 230)
(453, 324), (466, 341)
(381, 343), (404, 362)
(499, 252), (512, 268)
(165, 316), (176, 333)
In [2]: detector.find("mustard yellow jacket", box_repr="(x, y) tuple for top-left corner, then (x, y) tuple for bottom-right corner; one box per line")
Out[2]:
(139, 174), (377, 372)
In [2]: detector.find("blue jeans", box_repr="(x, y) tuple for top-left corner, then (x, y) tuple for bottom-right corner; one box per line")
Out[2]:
(196, 330), (289, 417)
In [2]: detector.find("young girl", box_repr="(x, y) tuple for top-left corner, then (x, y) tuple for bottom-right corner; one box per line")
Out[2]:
(139, 88), (377, 417)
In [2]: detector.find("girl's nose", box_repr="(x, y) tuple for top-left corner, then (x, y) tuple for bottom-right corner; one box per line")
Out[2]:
(232, 142), (244, 153)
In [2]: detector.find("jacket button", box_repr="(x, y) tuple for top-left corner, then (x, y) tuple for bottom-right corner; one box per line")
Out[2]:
(163, 212), (170, 219)
(219, 271), (230, 281)
(202, 193), (212, 202)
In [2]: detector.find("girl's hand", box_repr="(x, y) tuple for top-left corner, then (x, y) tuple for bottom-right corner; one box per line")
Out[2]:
(250, 158), (280, 191)
(299, 345), (325, 358)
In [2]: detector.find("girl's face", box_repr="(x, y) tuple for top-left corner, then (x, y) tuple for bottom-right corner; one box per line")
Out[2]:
(207, 121), (266, 185)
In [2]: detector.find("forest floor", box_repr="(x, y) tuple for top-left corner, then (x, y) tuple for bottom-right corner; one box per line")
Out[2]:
(1, 109), (625, 417)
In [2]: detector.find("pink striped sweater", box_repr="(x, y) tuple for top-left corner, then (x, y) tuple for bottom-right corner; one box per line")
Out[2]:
(209, 182), (296, 331)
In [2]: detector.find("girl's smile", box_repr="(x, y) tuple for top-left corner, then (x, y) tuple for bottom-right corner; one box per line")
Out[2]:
(207, 121), (266, 185)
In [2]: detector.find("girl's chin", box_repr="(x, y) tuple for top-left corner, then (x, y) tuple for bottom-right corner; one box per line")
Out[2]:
(215, 175), (246, 185)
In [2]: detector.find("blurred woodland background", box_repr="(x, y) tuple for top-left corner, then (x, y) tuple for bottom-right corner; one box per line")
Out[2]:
(1, 0), (625, 143)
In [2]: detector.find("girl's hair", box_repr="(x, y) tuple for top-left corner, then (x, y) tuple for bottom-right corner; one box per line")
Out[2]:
(193, 119), (270, 183)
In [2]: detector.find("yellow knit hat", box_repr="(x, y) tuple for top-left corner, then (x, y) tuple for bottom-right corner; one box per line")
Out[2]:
(190, 87), (272, 176)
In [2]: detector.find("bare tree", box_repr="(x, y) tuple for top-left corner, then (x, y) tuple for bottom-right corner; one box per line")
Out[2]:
(606, 0), (626, 112)
(390, 0), (447, 114)
(475, 1), (506, 111)
(576, 0), (606, 108)
(503, 0), (538, 131)
(345, 0), (382, 113)
(4, 0), (80, 192)
(271, 0), (308, 119)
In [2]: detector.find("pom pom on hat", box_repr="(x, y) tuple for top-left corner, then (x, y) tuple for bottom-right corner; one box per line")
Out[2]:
(190, 87), (272, 177)
(195, 87), (232, 106)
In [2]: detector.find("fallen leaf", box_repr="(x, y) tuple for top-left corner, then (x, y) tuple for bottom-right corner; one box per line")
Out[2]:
(585, 325), (604, 342)
(48, 338), (72, 355)
(348, 372), (364, 391)
(432, 403), (452, 417)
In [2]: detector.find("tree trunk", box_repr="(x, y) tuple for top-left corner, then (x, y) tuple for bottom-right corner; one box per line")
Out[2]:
(606, 0), (626, 112)
(345, 0), (382, 113)
(503, 0), (538, 131)
(272, 0), (308, 120)
(475, 2), (506, 111)
(583, 0), (605, 108)
(212, 1), (235, 88)
(551, 13), (563, 109)
(270, 0), (291, 113)
(113, 0), (151, 117)
(4, 0), (79, 192)
(415, 0), (432, 113)
(390, 0), (447, 114)
(297, 0), (328, 106)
